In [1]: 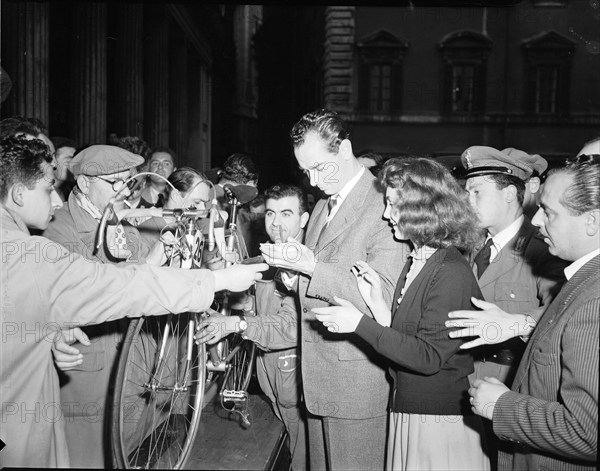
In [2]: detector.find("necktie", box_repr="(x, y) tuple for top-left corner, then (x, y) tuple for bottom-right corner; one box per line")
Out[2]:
(327, 195), (339, 219)
(474, 238), (494, 279)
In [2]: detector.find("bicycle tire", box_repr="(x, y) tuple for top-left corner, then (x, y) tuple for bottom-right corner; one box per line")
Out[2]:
(111, 314), (205, 469)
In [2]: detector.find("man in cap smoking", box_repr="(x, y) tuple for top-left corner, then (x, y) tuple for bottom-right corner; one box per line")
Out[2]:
(42, 145), (164, 467)
(460, 146), (565, 386)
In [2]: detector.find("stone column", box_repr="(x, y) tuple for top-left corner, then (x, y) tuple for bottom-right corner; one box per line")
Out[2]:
(170, 37), (188, 160)
(114, 3), (144, 137)
(323, 6), (355, 113)
(71, 2), (107, 145)
(144, 9), (170, 147)
(1, 2), (49, 124)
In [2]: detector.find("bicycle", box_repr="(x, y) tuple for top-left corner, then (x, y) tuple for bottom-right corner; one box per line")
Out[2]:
(101, 176), (259, 469)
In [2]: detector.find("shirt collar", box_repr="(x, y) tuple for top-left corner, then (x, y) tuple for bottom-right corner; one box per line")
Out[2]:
(1, 205), (30, 235)
(489, 214), (524, 252)
(333, 166), (365, 203)
(564, 248), (600, 280)
(410, 245), (438, 262)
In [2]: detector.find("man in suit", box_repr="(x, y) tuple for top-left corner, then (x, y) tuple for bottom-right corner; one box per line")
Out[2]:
(260, 109), (407, 470)
(468, 154), (599, 471)
(461, 146), (565, 386)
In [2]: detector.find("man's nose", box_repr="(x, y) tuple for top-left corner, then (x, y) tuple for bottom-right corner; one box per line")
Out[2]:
(531, 207), (543, 228)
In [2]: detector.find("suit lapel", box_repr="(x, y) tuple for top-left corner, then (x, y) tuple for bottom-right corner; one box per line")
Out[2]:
(477, 219), (535, 288)
(511, 255), (600, 391)
(305, 199), (329, 250)
(316, 171), (377, 249)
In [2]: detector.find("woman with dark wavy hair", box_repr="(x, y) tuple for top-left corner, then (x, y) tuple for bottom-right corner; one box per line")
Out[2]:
(313, 157), (489, 470)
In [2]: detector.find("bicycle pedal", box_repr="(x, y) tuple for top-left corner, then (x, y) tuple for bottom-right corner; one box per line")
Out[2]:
(221, 389), (248, 402)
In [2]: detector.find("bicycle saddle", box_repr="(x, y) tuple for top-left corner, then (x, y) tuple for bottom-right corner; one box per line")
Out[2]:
(223, 183), (258, 205)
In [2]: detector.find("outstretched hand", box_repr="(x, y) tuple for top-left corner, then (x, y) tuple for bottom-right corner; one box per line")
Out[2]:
(260, 237), (316, 275)
(312, 296), (364, 333)
(446, 297), (529, 349)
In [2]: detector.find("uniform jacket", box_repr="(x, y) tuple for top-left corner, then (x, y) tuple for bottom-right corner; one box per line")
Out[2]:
(476, 217), (564, 317)
(494, 255), (599, 471)
(356, 247), (481, 415)
(252, 279), (301, 409)
(473, 217), (565, 379)
(298, 170), (408, 419)
(0, 206), (216, 468)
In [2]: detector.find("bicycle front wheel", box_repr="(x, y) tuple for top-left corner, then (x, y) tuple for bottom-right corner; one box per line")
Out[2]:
(111, 314), (206, 469)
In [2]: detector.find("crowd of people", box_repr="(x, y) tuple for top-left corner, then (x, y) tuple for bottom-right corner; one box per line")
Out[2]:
(0, 110), (598, 471)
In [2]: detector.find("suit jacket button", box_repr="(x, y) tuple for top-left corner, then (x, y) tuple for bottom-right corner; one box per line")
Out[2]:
(303, 307), (308, 313)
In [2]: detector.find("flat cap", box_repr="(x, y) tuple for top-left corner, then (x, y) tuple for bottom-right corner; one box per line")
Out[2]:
(70, 145), (144, 177)
(502, 147), (548, 176)
(461, 146), (534, 181)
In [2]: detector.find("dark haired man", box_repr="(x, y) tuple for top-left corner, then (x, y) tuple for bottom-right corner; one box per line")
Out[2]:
(0, 135), (267, 468)
(467, 155), (599, 471)
(197, 184), (309, 470)
(51, 136), (77, 201)
(0, 116), (56, 166)
(141, 146), (177, 207)
(260, 109), (407, 471)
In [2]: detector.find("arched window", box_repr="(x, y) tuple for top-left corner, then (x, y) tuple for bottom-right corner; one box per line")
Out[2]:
(522, 31), (575, 116)
(439, 30), (492, 116)
(356, 30), (408, 113)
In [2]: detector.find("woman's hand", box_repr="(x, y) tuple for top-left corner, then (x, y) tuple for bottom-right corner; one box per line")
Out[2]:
(352, 261), (385, 307)
(312, 296), (364, 333)
(352, 261), (391, 326)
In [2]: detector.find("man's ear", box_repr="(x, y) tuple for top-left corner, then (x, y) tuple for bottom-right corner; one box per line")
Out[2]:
(503, 184), (517, 203)
(338, 139), (353, 161)
(77, 175), (91, 194)
(300, 211), (310, 229)
(10, 183), (26, 207)
(526, 177), (541, 194)
(585, 209), (600, 236)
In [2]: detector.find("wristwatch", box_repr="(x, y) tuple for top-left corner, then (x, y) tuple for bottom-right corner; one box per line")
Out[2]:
(238, 314), (248, 334)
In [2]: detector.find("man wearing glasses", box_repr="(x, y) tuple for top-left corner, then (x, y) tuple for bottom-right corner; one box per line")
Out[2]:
(42, 144), (157, 468)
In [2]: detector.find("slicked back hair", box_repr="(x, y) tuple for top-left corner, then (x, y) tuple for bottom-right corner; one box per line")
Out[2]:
(290, 109), (351, 154)
(379, 157), (481, 251)
(220, 153), (258, 184)
(549, 154), (600, 216)
(167, 167), (208, 197)
(489, 174), (525, 206)
(0, 135), (53, 201)
(264, 184), (308, 215)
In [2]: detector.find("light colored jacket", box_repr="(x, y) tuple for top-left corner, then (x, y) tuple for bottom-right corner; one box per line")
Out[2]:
(298, 171), (409, 419)
(0, 206), (215, 468)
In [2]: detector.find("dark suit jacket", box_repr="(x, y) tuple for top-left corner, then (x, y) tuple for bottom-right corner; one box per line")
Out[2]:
(494, 255), (599, 471)
(356, 246), (481, 415)
(298, 170), (409, 419)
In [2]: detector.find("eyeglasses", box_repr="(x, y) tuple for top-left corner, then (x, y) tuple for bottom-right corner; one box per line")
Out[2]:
(95, 176), (128, 192)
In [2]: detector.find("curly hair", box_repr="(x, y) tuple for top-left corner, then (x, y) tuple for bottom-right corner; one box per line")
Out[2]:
(290, 109), (351, 154)
(116, 136), (152, 160)
(0, 116), (48, 140)
(379, 157), (481, 251)
(0, 135), (53, 200)
(220, 153), (258, 184)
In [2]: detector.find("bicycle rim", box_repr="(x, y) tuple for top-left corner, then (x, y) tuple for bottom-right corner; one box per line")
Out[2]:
(111, 314), (205, 469)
